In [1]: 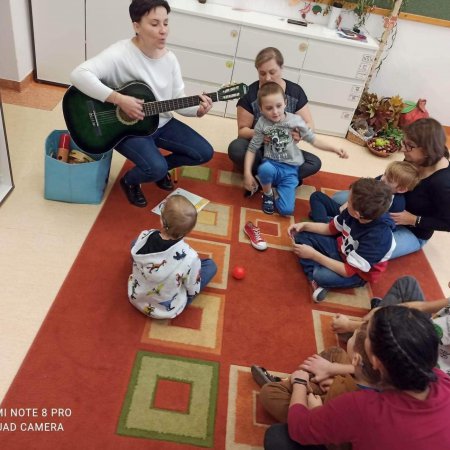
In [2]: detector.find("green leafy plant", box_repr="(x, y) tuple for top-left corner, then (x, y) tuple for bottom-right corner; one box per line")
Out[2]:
(378, 124), (404, 147)
(353, 0), (376, 30)
(353, 92), (403, 133)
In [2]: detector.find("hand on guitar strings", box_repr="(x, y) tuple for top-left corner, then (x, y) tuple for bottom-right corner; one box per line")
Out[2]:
(196, 93), (213, 117)
(113, 93), (145, 121)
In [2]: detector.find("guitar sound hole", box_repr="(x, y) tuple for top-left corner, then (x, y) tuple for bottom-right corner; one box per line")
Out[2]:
(116, 107), (139, 126)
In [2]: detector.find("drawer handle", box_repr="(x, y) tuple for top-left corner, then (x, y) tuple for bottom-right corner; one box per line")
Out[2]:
(226, 61), (234, 69)
(230, 30), (238, 38)
(298, 43), (308, 52)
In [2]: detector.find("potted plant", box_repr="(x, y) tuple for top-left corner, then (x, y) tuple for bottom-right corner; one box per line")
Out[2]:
(352, 0), (376, 32)
(349, 91), (404, 157)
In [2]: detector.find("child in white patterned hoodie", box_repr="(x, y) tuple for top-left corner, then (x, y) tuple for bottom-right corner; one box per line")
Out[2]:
(128, 195), (217, 319)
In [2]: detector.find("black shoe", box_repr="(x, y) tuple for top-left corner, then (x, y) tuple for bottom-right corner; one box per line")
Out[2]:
(370, 297), (383, 309)
(251, 365), (281, 387)
(120, 177), (147, 208)
(156, 173), (174, 191)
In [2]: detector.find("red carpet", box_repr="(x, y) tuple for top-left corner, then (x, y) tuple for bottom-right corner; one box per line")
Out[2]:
(0, 153), (443, 449)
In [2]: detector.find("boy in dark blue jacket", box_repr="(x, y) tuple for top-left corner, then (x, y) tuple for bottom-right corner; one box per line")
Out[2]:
(288, 178), (396, 302)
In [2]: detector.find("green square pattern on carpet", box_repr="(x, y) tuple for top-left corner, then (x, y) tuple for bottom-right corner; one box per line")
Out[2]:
(117, 351), (219, 447)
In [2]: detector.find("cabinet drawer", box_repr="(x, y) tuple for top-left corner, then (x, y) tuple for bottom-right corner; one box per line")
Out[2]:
(168, 12), (239, 56)
(86, 0), (133, 58)
(236, 26), (308, 69)
(308, 103), (353, 137)
(302, 41), (375, 80)
(299, 73), (364, 109)
(182, 81), (226, 116)
(232, 59), (300, 86)
(172, 48), (233, 85)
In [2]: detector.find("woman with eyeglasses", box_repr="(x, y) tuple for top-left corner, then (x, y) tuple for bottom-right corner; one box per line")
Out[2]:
(332, 118), (449, 259)
(388, 118), (450, 257)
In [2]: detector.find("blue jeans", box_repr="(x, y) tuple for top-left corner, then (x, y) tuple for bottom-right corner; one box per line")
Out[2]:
(228, 137), (322, 182)
(258, 160), (299, 216)
(294, 231), (366, 289)
(188, 258), (218, 304)
(309, 191), (340, 223)
(116, 117), (213, 185)
(331, 190), (428, 258)
(199, 258), (217, 291)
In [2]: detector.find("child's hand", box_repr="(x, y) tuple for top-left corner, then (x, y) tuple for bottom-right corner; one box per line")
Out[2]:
(292, 243), (317, 259)
(243, 174), (258, 193)
(335, 148), (349, 158)
(291, 128), (302, 143)
(287, 222), (306, 238)
(318, 377), (334, 393)
(331, 313), (352, 333)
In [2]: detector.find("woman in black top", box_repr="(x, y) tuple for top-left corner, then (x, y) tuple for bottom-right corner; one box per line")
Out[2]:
(227, 47), (321, 188)
(389, 118), (450, 257)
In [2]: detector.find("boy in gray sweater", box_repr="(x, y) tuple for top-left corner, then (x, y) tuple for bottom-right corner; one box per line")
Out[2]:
(243, 82), (348, 215)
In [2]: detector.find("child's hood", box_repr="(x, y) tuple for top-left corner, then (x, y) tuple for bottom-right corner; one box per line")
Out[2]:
(132, 235), (192, 282)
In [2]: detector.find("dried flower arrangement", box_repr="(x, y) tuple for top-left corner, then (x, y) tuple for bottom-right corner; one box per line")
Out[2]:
(349, 92), (404, 156)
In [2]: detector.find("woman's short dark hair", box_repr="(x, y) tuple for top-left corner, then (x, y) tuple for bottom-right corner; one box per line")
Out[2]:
(369, 306), (439, 391)
(404, 118), (449, 166)
(129, 0), (170, 22)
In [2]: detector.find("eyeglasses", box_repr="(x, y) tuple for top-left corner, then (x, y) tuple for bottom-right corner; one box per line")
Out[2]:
(402, 140), (417, 152)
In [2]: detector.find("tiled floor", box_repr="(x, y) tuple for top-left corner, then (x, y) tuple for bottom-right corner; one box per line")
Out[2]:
(0, 83), (449, 403)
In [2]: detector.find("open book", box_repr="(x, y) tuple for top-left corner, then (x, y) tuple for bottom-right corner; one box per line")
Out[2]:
(151, 188), (210, 215)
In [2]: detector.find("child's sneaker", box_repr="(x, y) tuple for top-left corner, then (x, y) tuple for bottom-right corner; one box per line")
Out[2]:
(311, 280), (328, 302)
(262, 192), (275, 214)
(370, 297), (383, 309)
(244, 221), (268, 251)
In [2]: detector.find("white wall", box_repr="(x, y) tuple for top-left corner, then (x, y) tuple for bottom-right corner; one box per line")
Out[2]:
(211, 0), (450, 125)
(365, 15), (450, 124)
(0, 0), (34, 82)
(0, 2), (18, 80)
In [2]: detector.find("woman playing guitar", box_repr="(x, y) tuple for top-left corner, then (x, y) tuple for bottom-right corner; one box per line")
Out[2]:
(70, 0), (214, 208)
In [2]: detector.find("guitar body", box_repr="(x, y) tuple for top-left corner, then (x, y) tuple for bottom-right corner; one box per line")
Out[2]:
(62, 81), (159, 154)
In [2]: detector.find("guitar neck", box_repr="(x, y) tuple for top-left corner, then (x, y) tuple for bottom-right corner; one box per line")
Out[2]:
(143, 92), (218, 117)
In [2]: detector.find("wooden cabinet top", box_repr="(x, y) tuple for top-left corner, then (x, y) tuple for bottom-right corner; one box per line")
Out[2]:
(169, 0), (379, 51)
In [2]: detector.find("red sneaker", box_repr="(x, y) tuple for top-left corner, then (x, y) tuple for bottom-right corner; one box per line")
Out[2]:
(244, 221), (267, 251)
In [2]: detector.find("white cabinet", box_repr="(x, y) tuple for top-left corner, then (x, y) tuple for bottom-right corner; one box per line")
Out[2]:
(30, 0), (85, 85)
(235, 26), (308, 71)
(302, 40), (374, 80)
(299, 41), (375, 136)
(86, 0), (132, 58)
(0, 100), (14, 204)
(167, 12), (239, 116)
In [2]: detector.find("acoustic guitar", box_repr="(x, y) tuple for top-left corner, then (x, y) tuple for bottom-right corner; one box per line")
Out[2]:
(62, 81), (248, 154)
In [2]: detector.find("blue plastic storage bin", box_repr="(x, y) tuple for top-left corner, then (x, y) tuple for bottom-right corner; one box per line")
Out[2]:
(44, 130), (112, 204)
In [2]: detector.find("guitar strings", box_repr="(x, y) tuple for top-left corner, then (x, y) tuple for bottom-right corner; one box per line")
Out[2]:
(89, 92), (224, 124)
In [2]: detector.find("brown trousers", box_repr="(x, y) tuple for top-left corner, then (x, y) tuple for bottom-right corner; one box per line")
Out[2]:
(259, 346), (357, 422)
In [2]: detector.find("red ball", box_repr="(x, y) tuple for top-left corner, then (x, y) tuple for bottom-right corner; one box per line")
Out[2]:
(232, 265), (246, 280)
